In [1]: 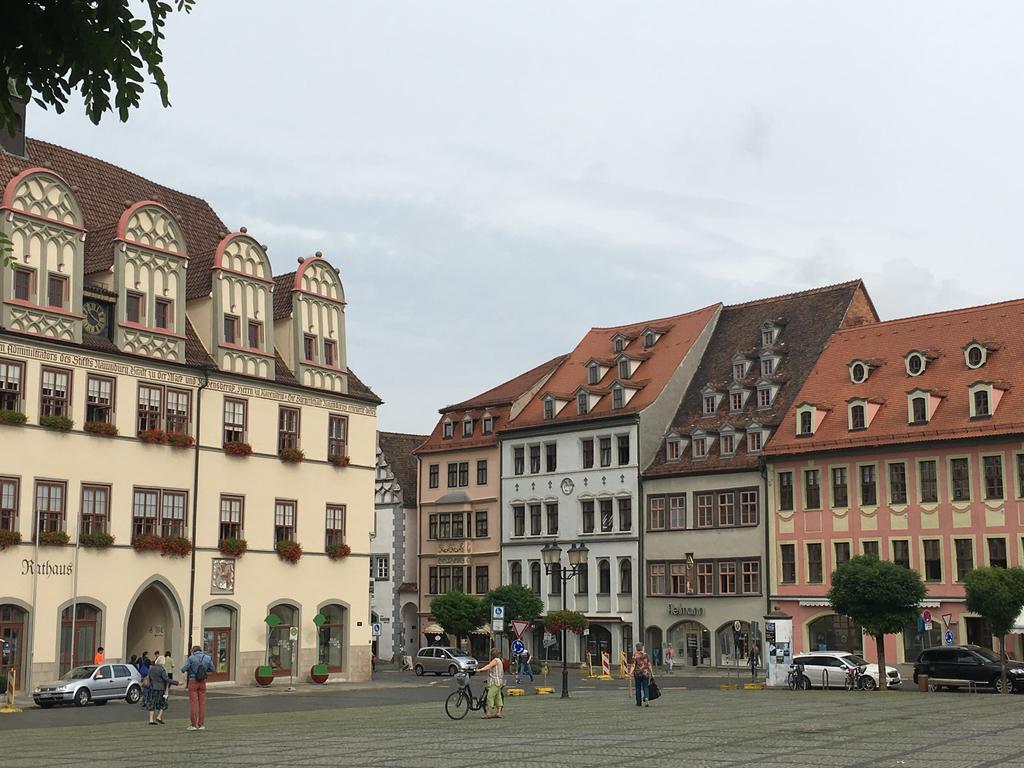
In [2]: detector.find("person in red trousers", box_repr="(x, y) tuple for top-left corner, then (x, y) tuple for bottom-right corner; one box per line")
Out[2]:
(181, 645), (214, 731)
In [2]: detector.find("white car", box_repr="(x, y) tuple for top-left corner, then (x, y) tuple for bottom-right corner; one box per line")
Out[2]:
(792, 651), (901, 690)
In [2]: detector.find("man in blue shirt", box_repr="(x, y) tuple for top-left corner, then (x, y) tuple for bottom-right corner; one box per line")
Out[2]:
(181, 645), (214, 731)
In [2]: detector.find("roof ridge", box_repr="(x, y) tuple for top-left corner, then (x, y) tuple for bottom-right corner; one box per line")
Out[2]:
(588, 302), (722, 332)
(379, 430), (430, 439)
(833, 296), (1024, 334)
(723, 280), (862, 310)
(444, 354), (568, 411)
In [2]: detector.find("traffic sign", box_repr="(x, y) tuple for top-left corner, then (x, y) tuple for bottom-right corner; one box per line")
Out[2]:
(371, 622), (382, 637)
(944, 630), (954, 646)
(733, 620), (742, 632)
(922, 610), (932, 623)
(491, 605), (505, 620)
(924, 621), (933, 631)
(542, 632), (556, 647)
(511, 639), (526, 655)
(491, 618), (504, 633)
(510, 619), (531, 638)
(942, 613), (953, 629)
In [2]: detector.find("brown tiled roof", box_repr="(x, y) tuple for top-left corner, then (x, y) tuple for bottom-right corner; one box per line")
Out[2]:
(507, 305), (721, 431)
(415, 356), (567, 454)
(766, 298), (1024, 456)
(185, 249), (216, 300)
(273, 273), (296, 320)
(183, 319), (216, 367)
(644, 281), (877, 477)
(379, 431), (428, 506)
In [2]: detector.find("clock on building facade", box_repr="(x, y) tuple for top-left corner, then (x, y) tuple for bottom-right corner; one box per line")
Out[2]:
(82, 299), (112, 338)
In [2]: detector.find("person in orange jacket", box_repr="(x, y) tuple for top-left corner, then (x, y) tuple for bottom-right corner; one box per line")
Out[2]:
(93, 646), (105, 665)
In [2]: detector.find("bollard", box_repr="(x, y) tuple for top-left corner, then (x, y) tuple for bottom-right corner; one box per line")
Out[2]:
(918, 673), (929, 693)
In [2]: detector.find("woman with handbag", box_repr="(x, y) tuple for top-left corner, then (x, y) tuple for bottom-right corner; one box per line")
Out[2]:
(627, 643), (653, 707)
(145, 655), (170, 725)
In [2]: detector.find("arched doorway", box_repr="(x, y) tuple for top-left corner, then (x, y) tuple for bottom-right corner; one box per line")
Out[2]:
(716, 620), (750, 667)
(268, 604), (298, 676)
(668, 620), (710, 667)
(202, 604), (237, 681)
(646, 626), (663, 665)
(583, 624), (612, 665)
(60, 603), (101, 674)
(318, 604), (346, 672)
(0, 604), (27, 686)
(125, 581), (182, 665)
(400, 602), (418, 659)
(808, 613), (863, 653)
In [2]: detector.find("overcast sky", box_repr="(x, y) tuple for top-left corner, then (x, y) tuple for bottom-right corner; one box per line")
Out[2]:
(28, 2), (1024, 433)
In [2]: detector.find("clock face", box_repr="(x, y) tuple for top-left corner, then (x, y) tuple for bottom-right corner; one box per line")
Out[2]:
(82, 300), (109, 336)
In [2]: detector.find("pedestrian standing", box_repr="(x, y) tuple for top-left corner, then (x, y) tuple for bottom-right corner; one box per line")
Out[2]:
(515, 649), (534, 685)
(664, 643), (674, 673)
(748, 644), (760, 680)
(146, 655), (169, 725)
(475, 648), (505, 719)
(93, 646), (105, 665)
(181, 645), (214, 731)
(627, 643), (653, 707)
(164, 650), (175, 697)
(138, 652), (151, 677)
(652, 645), (661, 668)
(129, 654), (139, 669)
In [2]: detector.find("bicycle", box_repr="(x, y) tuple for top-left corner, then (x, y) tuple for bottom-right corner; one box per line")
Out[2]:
(787, 663), (809, 690)
(844, 665), (867, 691)
(445, 671), (486, 720)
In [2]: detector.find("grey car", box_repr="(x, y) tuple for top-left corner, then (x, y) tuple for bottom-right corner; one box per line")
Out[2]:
(413, 647), (478, 676)
(33, 663), (144, 708)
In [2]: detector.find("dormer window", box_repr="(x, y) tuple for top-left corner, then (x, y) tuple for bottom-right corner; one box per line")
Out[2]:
(576, 392), (589, 415)
(442, 420), (454, 439)
(849, 361), (870, 384)
(911, 396), (928, 423)
(760, 322), (779, 347)
(588, 363), (600, 385)
(462, 418), (473, 437)
(760, 357), (774, 376)
(666, 437), (682, 461)
(730, 391), (744, 411)
(965, 343), (987, 369)
(747, 430), (763, 453)
(904, 351), (930, 377)
(799, 411), (812, 435)
(613, 336), (625, 353)
(968, 381), (1003, 419)
(482, 415), (494, 434)
(757, 386), (772, 409)
(720, 432), (735, 455)
(612, 385), (624, 410)
(850, 404), (866, 430)
(692, 437), (707, 458)
(618, 358), (631, 380)
(644, 331), (655, 348)
(733, 363), (745, 380)
(974, 389), (990, 417)
(703, 395), (717, 415)
(543, 398), (555, 420)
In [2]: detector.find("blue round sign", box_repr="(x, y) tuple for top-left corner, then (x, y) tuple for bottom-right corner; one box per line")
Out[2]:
(944, 630), (954, 646)
(511, 639), (525, 655)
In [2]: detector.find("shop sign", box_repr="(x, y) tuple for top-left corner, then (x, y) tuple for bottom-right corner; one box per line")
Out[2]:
(666, 604), (704, 617)
(21, 559), (72, 576)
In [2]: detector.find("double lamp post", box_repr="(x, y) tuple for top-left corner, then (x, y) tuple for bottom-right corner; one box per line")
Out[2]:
(541, 540), (589, 699)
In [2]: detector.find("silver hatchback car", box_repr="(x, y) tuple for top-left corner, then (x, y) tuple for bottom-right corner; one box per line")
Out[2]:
(33, 663), (144, 708)
(413, 647), (478, 676)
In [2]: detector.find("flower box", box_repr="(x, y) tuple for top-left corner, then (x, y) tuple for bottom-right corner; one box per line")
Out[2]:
(40, 414), (74, 432)
(132, 534), (164, 553)
(326, 542), (351, 561)
(279, 447), (305, 463)
(139, 429), (168, 444)
(275, 540), (303, 564)
(83, 420), (119, 437)
(310, 664), (329, 684)
(39, 530), (70, 546)
(80, 532), (115, 548)
(160, 536), (192, 558)
(224, 441), (252, 457)
(255, 666), (274, 687)
(327, 453), (350, 467)
(218, 537), (247, 558)
(0, 410), (27, 426)
(0, 530), (22, 550)
(166, 431), (195, 448)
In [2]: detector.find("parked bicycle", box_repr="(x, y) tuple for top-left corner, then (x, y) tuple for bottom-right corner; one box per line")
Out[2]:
(787, 663), (809, 690)
(445, 671), (486, 720)
(844, 664), (867, 691)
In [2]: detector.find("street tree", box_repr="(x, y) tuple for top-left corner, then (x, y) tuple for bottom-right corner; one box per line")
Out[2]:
(429, 592), (487, 647)
(827, 555), (926, 692)
(964, 566), (1024, 694)
(482, 584), (544, 639)
(1, 0), (196, 137)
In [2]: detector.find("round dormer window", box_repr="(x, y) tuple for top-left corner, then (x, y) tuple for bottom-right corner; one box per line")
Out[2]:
(850, 362), (868, 384)
(906, 353), (925, 376)
(966, 344), (985, 369)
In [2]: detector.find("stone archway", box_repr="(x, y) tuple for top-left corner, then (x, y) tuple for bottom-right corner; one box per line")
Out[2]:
(125, 580), (182, 664)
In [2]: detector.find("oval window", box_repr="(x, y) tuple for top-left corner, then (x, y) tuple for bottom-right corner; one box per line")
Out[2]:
(967, 345), (984, 368)
(907, 354), (923, 376)
(851, 363), (867, 383)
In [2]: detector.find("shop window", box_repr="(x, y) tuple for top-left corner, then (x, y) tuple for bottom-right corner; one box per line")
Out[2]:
(268, 604), (298, 674)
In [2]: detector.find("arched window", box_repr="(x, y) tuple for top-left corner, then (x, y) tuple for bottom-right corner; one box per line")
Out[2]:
(0, 605), (27, 680)
(60, 603), (100, 674)
(912, 396), (927, 423)
(529, 562), (541, 594)
(510, 562), (522, 586)
(619, 560), (632, 595)
(850, 404), (866, 430)
(203, 604), (236, 680)
(799, 410), (813, 434)
(808, 614), (863, 654)
(268, 604), (298, 674)
(318, 604), (346, 672)
(598, 560), (611, 594)
(974, 389), (990, 417)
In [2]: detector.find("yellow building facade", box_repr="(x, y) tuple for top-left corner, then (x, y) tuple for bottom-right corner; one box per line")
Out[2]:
(0, 137), (379, 691)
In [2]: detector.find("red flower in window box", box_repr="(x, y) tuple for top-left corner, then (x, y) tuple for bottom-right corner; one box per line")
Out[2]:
(139, 429), (168, 444)
(0, 410), (27, 426)
(218, 537), (247, 557)
(275, 540), (303, 563)
(328, 453), (350, 467)
(39, 530), (70, 546)
(224, 441), (252, 457)
(80, 532), (115, 548)
(131, 533), (164, 553)
(166, 431), (195, 448)
(326, 542), (351, 560)
(279, 447), (305, 464)
(83, 420), (119, 437)
(543, 609), (588, 635)
(0, 530), (22, 550)
(160, 536), (192, 558)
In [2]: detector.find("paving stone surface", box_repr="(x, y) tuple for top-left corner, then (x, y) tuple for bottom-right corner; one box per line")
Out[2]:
(2, 687), (1022, 767)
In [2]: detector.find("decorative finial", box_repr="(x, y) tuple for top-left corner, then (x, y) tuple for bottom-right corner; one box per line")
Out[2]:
(239, 226), (247, 234)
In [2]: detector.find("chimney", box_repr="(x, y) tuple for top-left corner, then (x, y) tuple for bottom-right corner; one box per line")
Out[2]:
(1, 91), (27, 158)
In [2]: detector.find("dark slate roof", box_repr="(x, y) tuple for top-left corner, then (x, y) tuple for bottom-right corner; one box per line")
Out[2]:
(273, 273), (295, 320)
(379, 431), (428, 506)
(644, 280), (878, 478)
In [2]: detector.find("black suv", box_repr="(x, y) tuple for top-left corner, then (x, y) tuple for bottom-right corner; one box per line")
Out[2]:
(913, 645), (1024, 693)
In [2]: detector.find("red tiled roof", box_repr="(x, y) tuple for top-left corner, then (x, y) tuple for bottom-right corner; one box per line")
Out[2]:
(506, 305), (721, 431)
(645, 280), (877, 477)
(766, 298), (1024, 456)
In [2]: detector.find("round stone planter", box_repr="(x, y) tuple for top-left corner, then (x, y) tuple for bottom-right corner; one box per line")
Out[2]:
(254, 667), (274, 687)
(310, 664), (329, 684)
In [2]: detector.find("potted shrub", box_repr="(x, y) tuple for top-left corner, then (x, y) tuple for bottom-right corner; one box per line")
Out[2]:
(0, 410), (27, 426)
(326, 542), (351, 561)
(160, 536), (192, 558)
(224, 441), (253, 457)
(275, 540), (302, 564)
(218, 537), (247, 558)
(279, 447), (304, 463)
(40, 414), (73, 432)
(255, 665), (274, 687)
(83, 420), (119, 437)
(0, 530), (22, 551)
(39, 530), (70, 546)
(166, 431), (195, 448)
(80, 532), (115, 548)
(543, 609), (589, 636)
(310, 663), (329, 684)
(139, 428), (168, 444)
(327, 453), (350, 467)
(132, 533), (164, 553)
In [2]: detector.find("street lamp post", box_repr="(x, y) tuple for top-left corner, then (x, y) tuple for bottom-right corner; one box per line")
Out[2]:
(541, 541), (589, 699)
